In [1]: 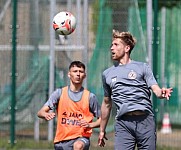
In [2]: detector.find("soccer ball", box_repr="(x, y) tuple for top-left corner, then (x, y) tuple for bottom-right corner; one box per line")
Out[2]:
(53, 11), (76, 35)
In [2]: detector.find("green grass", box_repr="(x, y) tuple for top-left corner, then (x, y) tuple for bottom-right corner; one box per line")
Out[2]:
(0, 138), (180, 150)
(0, 138), (53, 150)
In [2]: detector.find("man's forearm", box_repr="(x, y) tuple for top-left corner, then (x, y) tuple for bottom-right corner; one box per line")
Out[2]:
(89, 118), (101, 128)
(100, 98), (112, 132)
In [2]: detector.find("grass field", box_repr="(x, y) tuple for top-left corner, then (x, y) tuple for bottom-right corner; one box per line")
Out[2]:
(0, 140), (180, 150)
(1, 131), (181, 150)
(90, 132), (181, 150)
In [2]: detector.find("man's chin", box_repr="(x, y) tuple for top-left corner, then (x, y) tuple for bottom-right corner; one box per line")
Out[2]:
(74, 81), (82, 84)
(112, 57), (117, 60)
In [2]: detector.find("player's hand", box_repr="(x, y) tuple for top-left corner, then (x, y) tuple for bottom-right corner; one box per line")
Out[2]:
(80, 120), (90, 128)
(44, 112), (56, 121)
(98, 131), (108, 147)
(161, 87), (173, 100)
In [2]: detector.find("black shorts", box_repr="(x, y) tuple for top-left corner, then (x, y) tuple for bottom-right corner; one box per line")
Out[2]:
(54, 137), (90, 150)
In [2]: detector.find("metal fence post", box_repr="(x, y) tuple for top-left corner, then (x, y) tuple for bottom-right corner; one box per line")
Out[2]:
(11, 0), (17, 146)
(153, 0), (158, 123)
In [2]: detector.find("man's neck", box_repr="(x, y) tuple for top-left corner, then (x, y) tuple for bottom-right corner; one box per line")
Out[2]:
(119, 58), (131, 65)
(69, 84), (82, 92)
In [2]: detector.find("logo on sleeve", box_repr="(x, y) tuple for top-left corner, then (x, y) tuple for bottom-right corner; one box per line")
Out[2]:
(111, 76), (117, 83)
(128, 70), (137, 79)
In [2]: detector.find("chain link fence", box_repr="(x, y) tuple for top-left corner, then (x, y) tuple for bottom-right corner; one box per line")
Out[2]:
(0, 0), (181, 149)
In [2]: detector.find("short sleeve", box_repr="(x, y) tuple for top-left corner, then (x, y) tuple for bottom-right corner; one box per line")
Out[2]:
(143, 63), (158, 88)
(102, 72), (111, 98)
(44, 88), (62, 110)
(89, 93), (101, 118)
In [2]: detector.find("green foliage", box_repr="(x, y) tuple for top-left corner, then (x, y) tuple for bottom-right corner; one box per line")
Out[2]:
(0, 138), (53, 150)
(137, 0), (181, 9)
(158, 0), (181, 8)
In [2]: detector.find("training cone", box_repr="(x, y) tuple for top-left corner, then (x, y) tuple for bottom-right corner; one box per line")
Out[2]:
(160, 113), (172, 134)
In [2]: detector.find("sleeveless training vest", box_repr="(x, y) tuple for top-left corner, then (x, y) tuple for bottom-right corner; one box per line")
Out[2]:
(54, 86), (94, 143)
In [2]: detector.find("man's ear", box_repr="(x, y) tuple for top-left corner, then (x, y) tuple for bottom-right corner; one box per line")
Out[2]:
(125, 45), (130, 53)
(84, 73), (86, 78)
(68, 72), (70, 78)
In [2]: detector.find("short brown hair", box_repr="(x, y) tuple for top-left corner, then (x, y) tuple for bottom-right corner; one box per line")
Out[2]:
(69, 61), (85, 70)
(112, 29), (136, 51)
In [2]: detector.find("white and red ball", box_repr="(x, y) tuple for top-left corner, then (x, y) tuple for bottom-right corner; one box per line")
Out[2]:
(53, 11), (76, 35)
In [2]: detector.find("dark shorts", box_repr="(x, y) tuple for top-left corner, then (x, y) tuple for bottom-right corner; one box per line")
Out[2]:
(54, 137), (90, 150)
(114, 114), (156, 150)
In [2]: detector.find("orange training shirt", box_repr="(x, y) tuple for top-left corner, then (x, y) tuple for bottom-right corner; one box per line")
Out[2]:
(54, 86), (94, 143)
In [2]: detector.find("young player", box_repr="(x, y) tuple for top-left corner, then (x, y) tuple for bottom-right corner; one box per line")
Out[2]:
(38, 61), (101, 150)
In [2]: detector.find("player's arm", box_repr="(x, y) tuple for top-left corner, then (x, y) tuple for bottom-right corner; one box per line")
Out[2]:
(144, 64), (173, 100)
(151, 84), (173, 100)
(37, 105), (55, 121)
(100, 96), (112, 133)
(100, 74), (112, 129)
(81, 93), (101, 128)
(81, 117), (101, 128)
(37, 89), (60, 121)
(98, 72), (111, 147)
(90, 117), (101, 128)
(98, 96), (112, 147)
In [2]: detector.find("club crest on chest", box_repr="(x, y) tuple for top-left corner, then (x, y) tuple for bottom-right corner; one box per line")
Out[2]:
(128, 70), (137, 79)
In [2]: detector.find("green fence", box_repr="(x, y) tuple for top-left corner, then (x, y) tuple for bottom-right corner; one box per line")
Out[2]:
(0, 0), (181, 149)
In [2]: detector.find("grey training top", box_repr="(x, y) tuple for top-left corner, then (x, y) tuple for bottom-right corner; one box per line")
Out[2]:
(44, 86), (101, 118)
(102, 60), (158, 119)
